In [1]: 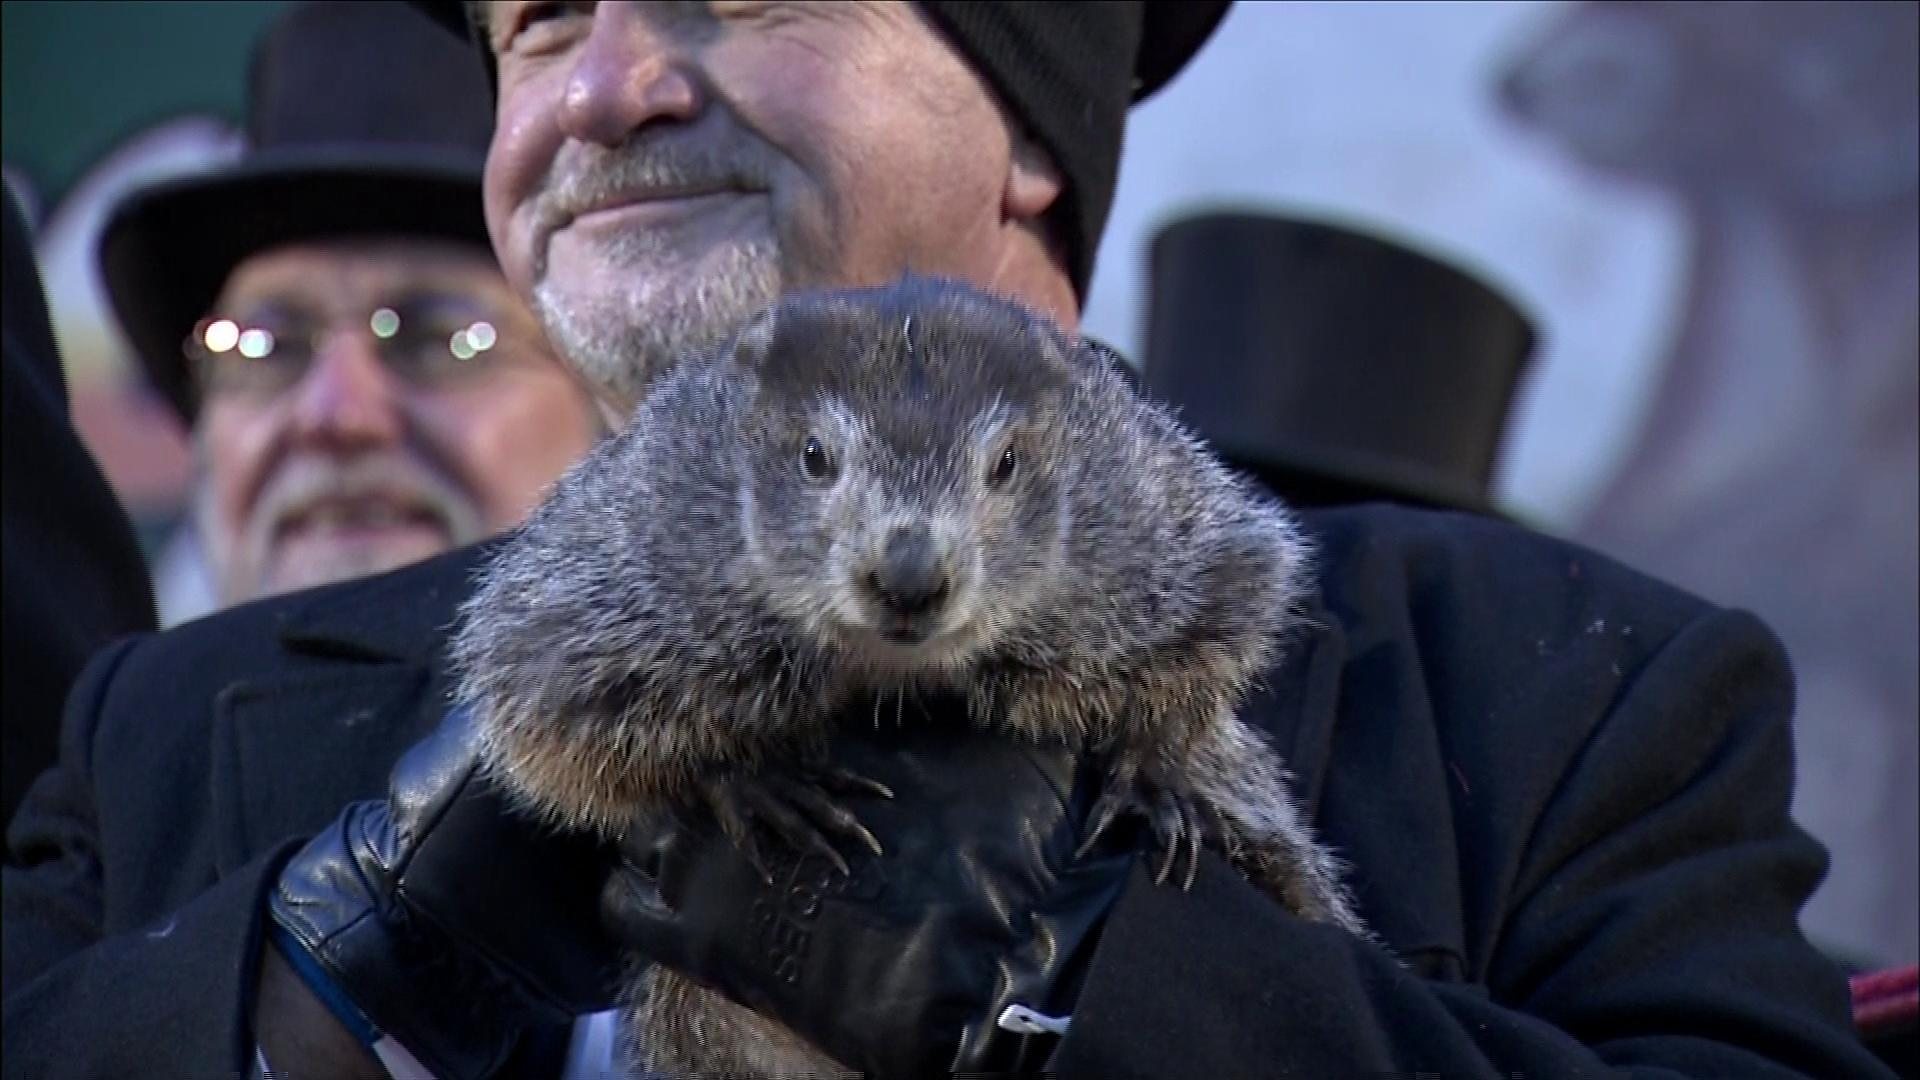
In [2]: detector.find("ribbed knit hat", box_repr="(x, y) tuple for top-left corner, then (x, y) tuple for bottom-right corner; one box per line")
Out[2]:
(411, 1), (1231, 298)
(915, 2), (1228, 295)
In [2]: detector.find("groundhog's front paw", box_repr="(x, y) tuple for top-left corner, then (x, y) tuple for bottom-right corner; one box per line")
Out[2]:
(696, 764), (894, 884)
(1077, 754), (1221, 891)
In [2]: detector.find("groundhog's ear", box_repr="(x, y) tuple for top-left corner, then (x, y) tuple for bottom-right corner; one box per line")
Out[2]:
(1068, 337), (1142, 393)
(725, 308), (781, 371)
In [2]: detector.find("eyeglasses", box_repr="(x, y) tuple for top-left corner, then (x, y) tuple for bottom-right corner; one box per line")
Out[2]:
(183, 296), (531, 399)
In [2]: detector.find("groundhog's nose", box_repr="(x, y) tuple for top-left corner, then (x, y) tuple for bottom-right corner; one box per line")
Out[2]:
(868, 524), (951, 617)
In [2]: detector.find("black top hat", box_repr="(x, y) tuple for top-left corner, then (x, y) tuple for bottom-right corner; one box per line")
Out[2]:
(99, 0), (497, 423)
(1141, 213), (1536, 517)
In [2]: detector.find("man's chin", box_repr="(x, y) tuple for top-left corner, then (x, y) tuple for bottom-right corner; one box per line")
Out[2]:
(529, 233), (784, 407)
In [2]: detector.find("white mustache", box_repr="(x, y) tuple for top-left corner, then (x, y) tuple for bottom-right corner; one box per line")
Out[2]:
(249, 454), (483, 549)
(532, 136), (773, 233)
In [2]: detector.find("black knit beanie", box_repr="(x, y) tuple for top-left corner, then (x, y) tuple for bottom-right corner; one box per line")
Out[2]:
(416, 0), (1229, 298)
(916, 2), (1142, 298)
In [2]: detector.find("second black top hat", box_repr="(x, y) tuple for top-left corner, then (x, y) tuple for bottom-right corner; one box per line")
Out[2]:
(1142, 212), (1537, 516)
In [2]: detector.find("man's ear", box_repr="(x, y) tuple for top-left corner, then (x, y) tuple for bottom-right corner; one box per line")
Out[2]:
(1003, 131), (1064, 225)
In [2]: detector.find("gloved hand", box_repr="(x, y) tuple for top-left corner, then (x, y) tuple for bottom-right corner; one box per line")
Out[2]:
(601, 712), (1146, 1079)
(268, 703), (623, 1079)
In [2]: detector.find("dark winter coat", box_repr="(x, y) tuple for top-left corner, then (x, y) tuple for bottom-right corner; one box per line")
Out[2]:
(1, 184), (156, 834)
(1, 504), (1891, 1077)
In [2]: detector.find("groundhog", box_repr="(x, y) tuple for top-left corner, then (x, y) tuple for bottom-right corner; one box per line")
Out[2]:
(450, 275), (1368, 1079)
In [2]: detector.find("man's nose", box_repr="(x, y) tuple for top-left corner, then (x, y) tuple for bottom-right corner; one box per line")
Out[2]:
(559, 5), (705, 147)
(287, 332), (406, 449)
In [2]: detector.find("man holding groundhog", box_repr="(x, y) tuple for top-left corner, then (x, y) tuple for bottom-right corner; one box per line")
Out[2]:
(3, 3), (1890, 1078)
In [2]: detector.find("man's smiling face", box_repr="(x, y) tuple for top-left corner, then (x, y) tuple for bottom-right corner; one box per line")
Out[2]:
(191, 238), (599, 605)
(478, 0), (1068, 415)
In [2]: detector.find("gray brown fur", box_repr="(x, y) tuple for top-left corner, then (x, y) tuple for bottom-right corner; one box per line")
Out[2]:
(450, 277), (1367, 1078)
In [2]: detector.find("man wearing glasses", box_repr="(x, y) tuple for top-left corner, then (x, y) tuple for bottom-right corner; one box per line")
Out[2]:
(98, 0), (600, 615)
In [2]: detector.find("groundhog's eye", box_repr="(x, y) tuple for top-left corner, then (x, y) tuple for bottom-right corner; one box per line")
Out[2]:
(801, 436), (835, 481)
(986, 443), (1018, 490)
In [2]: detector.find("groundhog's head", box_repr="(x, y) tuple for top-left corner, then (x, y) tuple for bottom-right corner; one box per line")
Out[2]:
(721, 276), (1094, 676)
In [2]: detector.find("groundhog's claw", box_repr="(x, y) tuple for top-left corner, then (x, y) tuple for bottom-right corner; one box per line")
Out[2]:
(1165, 792), (1223, 891)
(812, 764), (896, 802)
(1146, 787), (1216, 889)
(1077, 758), (1214, 891)
(1076, 757), (1140, 861)
(1152, 787), (1187, 887)
(698, 767), (887, 884)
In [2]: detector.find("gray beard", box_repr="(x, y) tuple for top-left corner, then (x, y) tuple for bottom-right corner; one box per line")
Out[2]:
(532, 233), (784, 416)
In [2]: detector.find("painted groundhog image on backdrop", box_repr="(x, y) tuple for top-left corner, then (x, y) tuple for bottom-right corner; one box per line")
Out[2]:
(450, 276), (1368, 1078)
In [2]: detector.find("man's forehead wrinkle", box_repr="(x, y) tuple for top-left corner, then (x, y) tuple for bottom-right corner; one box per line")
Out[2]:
(737, 1), (877, 63)
(220, 258), (361, 316)
(219, 250), (505, 317)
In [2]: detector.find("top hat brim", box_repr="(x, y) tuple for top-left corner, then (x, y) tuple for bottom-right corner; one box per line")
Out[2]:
(99, 145), (491, 423)
(1211, 436), (1510, 519)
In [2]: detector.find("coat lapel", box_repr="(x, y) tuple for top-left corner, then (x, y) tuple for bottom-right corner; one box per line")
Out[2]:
(1271, 523), (1474, 976)
(207, 541), (501, 872)
(1245, 594), (1348, 823)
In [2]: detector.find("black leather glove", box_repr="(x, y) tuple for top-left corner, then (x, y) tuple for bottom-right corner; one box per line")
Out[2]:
(602, 714), (1144, 1079)
(268, 703), (623, 1079)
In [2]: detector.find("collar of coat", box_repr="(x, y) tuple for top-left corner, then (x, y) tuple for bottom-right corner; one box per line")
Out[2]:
(271, 534), (512, 665)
